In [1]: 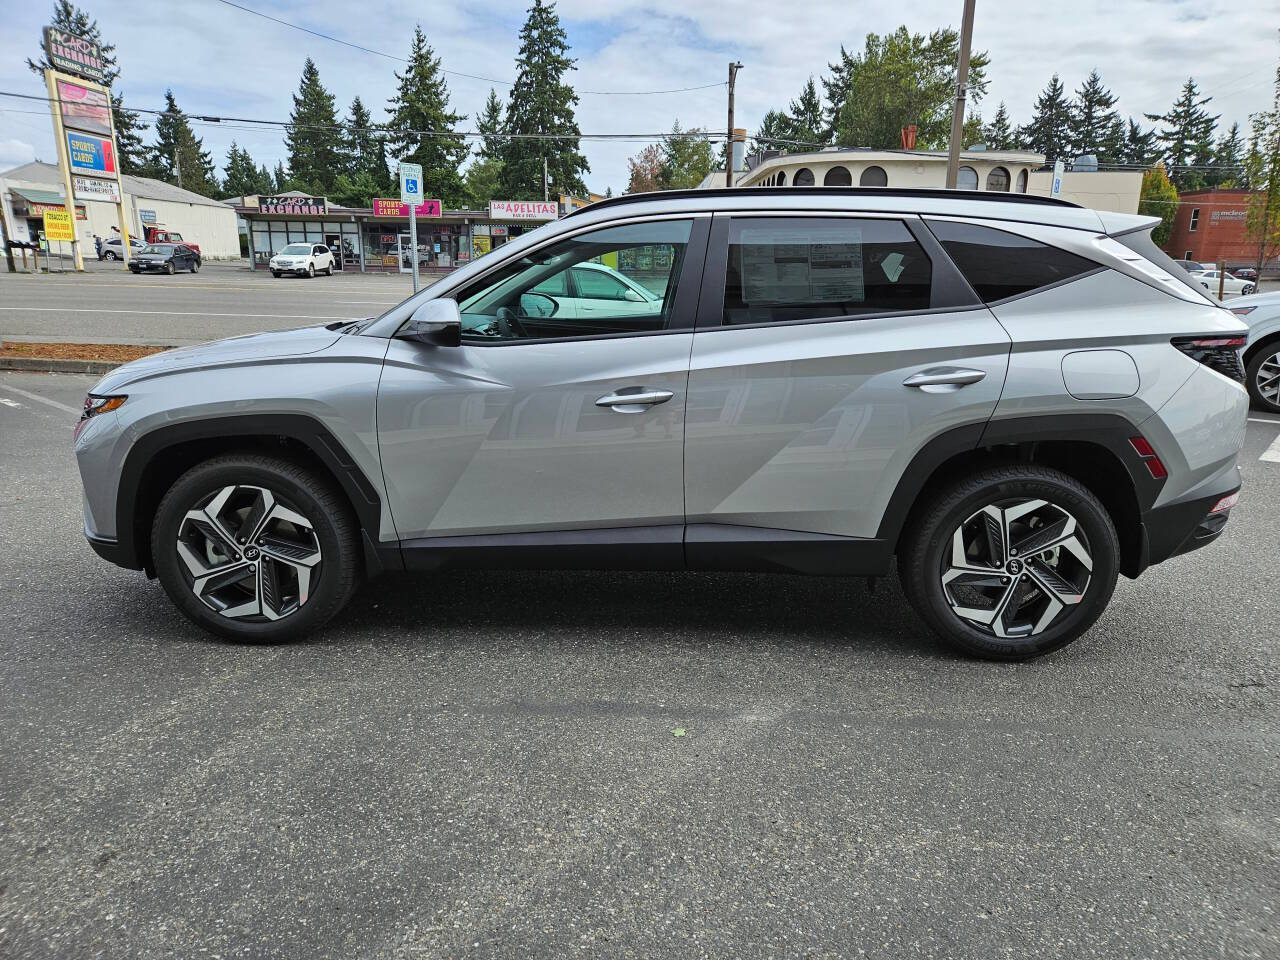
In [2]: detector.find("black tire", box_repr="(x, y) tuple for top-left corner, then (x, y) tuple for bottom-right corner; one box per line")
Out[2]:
(1242, 284), (1255, 296)
(324, 265), (332, 276)
(151, 454), (360, 643)
(271, 270), (281, 278)
(165, 261), (175, 275)
(190, 260), (199, 273)
(899, 464), (1120, 661)
(1245, 344), (1280, 414)
(306, 264), (315, 278)
(104, 251), (117, 261)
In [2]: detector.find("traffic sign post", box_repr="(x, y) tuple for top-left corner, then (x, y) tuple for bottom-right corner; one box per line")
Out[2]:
(399, 162), (423, 293)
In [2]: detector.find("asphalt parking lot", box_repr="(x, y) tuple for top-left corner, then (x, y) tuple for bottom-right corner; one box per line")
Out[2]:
(1, 367), (1278, 959)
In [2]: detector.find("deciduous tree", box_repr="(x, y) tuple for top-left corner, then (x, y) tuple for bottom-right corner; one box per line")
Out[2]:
(1138, 163), (1178, 246)
(1244, 64), (1280, 277)
(625, 143), (664, 193)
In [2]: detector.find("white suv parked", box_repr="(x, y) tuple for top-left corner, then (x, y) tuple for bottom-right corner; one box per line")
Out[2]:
(270, 243), (335, 278)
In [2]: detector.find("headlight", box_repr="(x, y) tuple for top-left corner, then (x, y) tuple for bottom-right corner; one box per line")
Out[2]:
(76, 394), (127, 439)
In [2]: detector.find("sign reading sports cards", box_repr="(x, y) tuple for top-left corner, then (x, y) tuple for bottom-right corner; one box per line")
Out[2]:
(372, 198), (441, 218)
(43, 27), (107, 82)
(66, 130), (116, 175)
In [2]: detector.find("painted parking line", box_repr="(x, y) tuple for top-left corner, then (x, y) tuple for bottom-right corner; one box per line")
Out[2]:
(1261, 432), (1280, 464)
(0, 381), (82, 415)
(1250, 416), (1280, 425)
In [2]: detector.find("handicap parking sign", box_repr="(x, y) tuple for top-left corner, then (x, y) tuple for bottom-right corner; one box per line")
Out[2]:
(399, 162), (423, 205)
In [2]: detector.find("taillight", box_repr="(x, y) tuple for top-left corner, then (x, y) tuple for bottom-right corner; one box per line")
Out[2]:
(1210, 491), (1239, 514)
(1129, 436), (1168, 480)
(1172, 335), (1246, 383)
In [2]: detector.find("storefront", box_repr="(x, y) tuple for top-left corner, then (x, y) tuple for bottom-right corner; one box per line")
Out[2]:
(243, 195), (363, 271)
(7, 187), (86, 245)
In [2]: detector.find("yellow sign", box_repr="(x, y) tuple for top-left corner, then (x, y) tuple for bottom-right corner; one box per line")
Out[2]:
(42, 208), (75, 242)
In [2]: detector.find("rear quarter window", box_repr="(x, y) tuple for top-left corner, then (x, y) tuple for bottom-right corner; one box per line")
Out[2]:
(925, 219), (1100, 303)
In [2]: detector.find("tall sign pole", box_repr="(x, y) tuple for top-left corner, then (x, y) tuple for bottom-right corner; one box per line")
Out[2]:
(44, 67), (83, 271)
(399, 162), (423, 293)
(726, 62), (743, 188)
(944, 0), (977, 189)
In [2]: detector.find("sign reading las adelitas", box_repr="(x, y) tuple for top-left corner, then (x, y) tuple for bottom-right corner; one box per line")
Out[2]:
(43, 26), (107, 83)
(490, 199), (558, 221)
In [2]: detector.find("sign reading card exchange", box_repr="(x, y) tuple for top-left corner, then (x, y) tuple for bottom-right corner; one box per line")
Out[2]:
(257, 195), (327, 215)
(43, 26), (107, 83)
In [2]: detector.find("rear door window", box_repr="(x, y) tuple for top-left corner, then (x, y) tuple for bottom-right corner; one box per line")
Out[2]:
(722, 217), (932, 325)
(925, 219), (1099, 303)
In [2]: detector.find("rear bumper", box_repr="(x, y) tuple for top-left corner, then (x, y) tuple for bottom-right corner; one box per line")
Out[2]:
(1139, 480), (1239, 571)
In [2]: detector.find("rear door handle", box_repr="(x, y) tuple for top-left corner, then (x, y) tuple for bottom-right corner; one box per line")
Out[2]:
(595, 388), (674, 412)
(902, 367), (988, 393)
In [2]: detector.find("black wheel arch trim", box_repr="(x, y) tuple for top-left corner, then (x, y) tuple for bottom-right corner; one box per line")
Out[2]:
(112, 413), (395, 574)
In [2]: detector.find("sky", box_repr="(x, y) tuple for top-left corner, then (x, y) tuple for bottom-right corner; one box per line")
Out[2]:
(1, 0), (1278, 195)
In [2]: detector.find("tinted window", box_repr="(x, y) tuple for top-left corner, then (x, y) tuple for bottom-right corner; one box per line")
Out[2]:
(572, 266), (632, 300)
(722, 218), (932, 325)
(926, 220), (1099, 303)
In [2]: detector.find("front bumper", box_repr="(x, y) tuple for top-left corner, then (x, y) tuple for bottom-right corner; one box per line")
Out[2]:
(86, 532), (142, 570)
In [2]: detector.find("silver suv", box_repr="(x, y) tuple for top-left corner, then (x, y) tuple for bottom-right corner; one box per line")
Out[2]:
(74, 188), (1249, 660)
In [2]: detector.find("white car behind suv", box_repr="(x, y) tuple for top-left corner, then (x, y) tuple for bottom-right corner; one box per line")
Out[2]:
(270, 243), (335, 278)
(1191, 269), (1256, 298)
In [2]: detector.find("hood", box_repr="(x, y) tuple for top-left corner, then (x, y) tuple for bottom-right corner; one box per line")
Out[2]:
(92, 326), (345, 392)
(1228, 289), (1280, 312)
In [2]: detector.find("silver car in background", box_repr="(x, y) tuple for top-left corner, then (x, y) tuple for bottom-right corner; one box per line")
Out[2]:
(1229, 289), (1280, 413)
(74, 187), (1249, 660)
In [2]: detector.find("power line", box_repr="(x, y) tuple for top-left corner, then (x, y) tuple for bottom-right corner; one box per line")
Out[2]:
(210, 0), (727, 96)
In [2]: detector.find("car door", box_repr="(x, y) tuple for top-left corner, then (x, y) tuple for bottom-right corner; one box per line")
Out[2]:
(684, 212), (1010, 545)
(376, 215), (709, 556)
(569, 265), (658, 320)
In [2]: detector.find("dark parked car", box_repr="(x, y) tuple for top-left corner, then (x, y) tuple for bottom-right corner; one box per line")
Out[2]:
(1175, 259), (1209, 272)
(129, 243), (201, 275)
(1233, 267), (1258, 282)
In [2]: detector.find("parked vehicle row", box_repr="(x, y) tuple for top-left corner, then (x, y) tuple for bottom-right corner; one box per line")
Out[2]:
(74, 188), (1249, 660)
(128, 243), (201, 275)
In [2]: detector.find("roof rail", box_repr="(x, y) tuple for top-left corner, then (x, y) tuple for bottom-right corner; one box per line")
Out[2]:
(566, 185), (1081, 218)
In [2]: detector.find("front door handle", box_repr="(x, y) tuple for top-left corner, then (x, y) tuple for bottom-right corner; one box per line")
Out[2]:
(902, 367), (988, 393)
(595, 388), (674, 412)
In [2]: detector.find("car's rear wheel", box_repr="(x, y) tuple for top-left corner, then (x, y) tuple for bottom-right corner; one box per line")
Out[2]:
(151, 454), (360, 643)
(1242, 284), (1256, 295)
(1246, 345), (1280, 413)
(104, 251), (117, 261)
(900, 465), (1119, 660)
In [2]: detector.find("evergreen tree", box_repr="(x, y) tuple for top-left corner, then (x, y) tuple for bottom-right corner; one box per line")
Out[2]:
(1210, 121), (1244, 186)
(1070, 69), (1120, 159)
(657, 121), (715, 190)
(476, 88), (507, 160)
(344, 96), (391, 193)
(962, 110), (984, 149)
(784, 78), (824, 146)
(1145, 77), (1219, 189)
(1120, 118), (1159, 166)
(148, 90), (218, 195)
(751, 110), (791, 153)
(500, 0), (589, 200)
(385, 26), (469, 206)
(221, 142), (261, 197)
(821, 46), (855, 143)
(272, 162), (289, 192)
(112, 92), (148, 175)
(285, 58), (343, 194)
(1018, 74), (1073, 162)
(463, 157), (504, 207)
(982, 102), (1014, 150)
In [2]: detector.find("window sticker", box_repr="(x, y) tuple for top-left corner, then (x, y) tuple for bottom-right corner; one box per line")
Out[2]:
(739, 226), (864, 304)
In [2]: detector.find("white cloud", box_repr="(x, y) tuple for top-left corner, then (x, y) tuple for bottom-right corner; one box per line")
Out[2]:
(2, 0), (1277, 193)
(0, 138), (37, 169)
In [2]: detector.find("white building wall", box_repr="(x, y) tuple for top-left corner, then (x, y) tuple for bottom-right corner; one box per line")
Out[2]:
(123, 194), (241, 258)
(1027, 170), (1142, 214)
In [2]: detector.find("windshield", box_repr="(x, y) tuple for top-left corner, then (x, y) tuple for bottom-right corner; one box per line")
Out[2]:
(281, 244), (311, 255)
(143, 245), (172, 254)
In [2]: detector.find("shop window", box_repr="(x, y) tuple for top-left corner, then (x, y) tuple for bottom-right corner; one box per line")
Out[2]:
(986, 166), (1011, 192)
(287, 225), (306, 243)
(1189, 208), (1200, 231)
(823, 166), (853, 186)
(305, 223), (322, 240)
(956, 166), (979, 190)
(794, 167), (815, 186)
(1015, 169), (1028, 193)
(859, 165), (888, 187)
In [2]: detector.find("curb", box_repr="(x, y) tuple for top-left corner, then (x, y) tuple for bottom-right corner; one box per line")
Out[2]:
(0, 356), (118, 375)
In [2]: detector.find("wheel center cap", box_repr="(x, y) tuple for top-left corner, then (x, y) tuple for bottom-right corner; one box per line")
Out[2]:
(1006, 559), (1024, 575)
(244, 546), (260, 561)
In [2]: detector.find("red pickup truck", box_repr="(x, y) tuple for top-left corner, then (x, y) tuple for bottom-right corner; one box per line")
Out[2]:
(143, 226), (199, 255)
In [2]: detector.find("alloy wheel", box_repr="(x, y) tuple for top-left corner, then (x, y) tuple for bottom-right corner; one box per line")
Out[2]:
(175, 484), (322, 621)
(940, 498), (1093, 639)
(1257, 352), (1280, 407)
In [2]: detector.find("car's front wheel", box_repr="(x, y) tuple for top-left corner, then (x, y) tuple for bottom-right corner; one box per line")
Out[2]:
(900, 465), (1119, 660)
(151, 454), (360, 643)
(306, 263), (315, 278)
(190, 260), (199, 273)
(1246, 345), (1280, 413)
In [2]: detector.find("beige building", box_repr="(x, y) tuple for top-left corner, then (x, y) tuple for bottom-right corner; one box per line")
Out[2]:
(700, 148), (1142, 214)
(0, 161), (242, 259)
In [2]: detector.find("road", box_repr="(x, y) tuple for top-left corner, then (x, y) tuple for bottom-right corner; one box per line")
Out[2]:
(0, 370), (1277, 959)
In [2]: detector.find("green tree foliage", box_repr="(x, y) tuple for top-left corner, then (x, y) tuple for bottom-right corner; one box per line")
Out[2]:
(221, 141), (272, 197)
(500, 0), (589, 199)
(386, 27), (469, 206)
(284, 58), (344, 195)
(272, 162), (289, 192)
(1209, 121), (1244, 187)
(833, 26), (990, 149)
(657, 121), (715, 190)
(344, 96), (391, 194)
(1070, 69), (1121, 160)
(625, 143), (664, 193)
(111, 93), (148, 175)
(331, 170), (384, 209)
(476, 88), (507, 160)
(783, 78), (825, 147)
(1243, 64), (1280, 276)
(1145, 78), (1218, 189)
(147, 90), (218, 196)
(1120, 118), (1159, 166)
(1138, 163), (1179, 247)
(821, 46), (855, 143)
(463, 156), (504, 207)
(751, 109), (791, 153)
(982, 102), (1015, 150)
(1018, 74), (1073, 162)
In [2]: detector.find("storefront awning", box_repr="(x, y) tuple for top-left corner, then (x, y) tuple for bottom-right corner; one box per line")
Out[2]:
(12, 187), (69, 205)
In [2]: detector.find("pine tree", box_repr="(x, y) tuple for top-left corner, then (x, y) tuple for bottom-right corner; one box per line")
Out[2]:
(385, 27), (469, 206)
(1018, 74), (1073, 162)
(500, 0), (589, 200)
(344, 96), (391, 192)
(1209, 121), (1244, 186)
(148, 90), (218, 196)
(982, 102), (1014, 150)
(658, 121), (715, 190)
(784, 78), (824, 146)
(112, 92), (148, 175)
(821, 46), (855, 143)
(273, 162), (289, 192)
(221, 142), (254, 197)
(256, 163), (274, 193)
(962, 110), (984, 149)
(1145, 77), (1219, 189)
(1120, 118), (1159, 166)
(1070, 69), (1120, 159)
(476, 88), (507, 160)
(284, 58), (343, 194)
(751, 109), (791, 153)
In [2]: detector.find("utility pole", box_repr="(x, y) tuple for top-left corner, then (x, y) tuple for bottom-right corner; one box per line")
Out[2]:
(944, 0), (977, 189)
(543, 156), (549, 203)
(726, 61), (743, 188)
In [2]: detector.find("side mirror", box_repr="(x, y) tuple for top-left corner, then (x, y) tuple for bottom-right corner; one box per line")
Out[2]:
(623, 288), (645, 303)
(399, 298), (462, 347)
